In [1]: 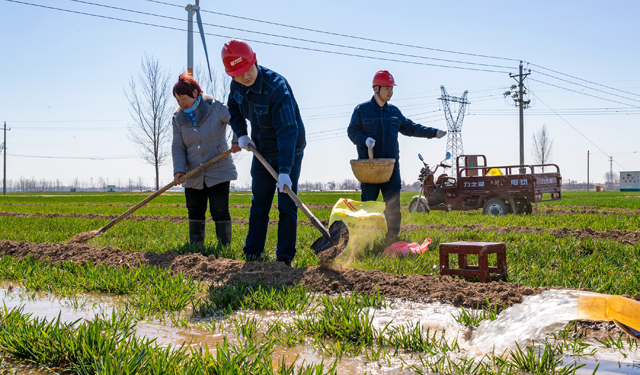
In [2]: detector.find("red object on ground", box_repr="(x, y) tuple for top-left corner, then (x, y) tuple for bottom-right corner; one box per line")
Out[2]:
(439, 241), (507, 283)
(383, 238), (432, 257)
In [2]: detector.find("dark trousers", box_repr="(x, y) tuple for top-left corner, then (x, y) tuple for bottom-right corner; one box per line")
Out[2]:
(244, 151), (303, 262)
(360, 164), (402, 238)
(184, 181), (231, 221)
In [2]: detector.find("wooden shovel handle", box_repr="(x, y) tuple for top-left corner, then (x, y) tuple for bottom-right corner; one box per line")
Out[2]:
(247, 144), (334, 244)
(97, 149), (232, 234)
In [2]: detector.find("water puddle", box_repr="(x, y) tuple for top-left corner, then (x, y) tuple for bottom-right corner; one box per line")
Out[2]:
(1, 286), (639, 374)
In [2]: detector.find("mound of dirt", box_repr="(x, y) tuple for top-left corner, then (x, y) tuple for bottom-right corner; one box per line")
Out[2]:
(0, 240), (547, 310)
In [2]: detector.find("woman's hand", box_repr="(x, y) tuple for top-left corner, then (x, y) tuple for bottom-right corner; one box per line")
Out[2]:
(174, 172), (186, 185)
(231, 142), (241, 153)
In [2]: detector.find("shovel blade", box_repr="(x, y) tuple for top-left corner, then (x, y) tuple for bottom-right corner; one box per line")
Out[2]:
(311, 220), (349, 260)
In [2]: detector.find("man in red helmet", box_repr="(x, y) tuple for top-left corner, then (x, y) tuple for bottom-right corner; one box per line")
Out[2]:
(221, 38), (306, 267)
(348, 70), (446, 243)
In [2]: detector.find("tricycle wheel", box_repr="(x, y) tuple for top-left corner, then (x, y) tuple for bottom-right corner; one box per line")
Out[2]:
(515, 199), (533, 215)
(483, 198), (509, 215)
(409, 198), (429, 213)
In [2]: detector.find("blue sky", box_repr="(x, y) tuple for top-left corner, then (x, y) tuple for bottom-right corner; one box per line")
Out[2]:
(1, 0), (638, 189)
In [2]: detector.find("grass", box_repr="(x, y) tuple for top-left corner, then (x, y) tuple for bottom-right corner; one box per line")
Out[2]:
(0, 255), (202, 319)
(0, 306), (339, 374)
(1, 190), (640, 372)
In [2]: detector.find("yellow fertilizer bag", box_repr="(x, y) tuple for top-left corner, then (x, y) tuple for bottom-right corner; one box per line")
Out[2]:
(329, 198), (387, 253)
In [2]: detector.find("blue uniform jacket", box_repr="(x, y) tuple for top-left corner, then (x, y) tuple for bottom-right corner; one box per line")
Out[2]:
(348, 96), (438, 162)
(228, 65), (306, 174)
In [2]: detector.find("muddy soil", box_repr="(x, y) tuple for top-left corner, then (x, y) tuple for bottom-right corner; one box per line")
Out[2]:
(0, 240), (542, 310)
(4, 212), (640, 246)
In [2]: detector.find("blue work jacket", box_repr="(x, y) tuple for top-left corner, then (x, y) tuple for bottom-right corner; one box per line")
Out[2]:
(228, 65), (306, 174)
(348, 96), (438, 162)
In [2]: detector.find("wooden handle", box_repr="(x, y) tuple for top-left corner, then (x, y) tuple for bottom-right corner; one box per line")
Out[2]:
(97, 149), (232, 234)
(368, 144), (374, 160)
(247, 144), (334, 245)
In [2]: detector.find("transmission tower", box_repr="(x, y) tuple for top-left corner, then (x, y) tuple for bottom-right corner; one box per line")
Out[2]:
(438, 86), (470, 177)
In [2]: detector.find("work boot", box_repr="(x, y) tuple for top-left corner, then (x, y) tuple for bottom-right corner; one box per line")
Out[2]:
(384, 233), (399, 246)
(215, 220), (232, 248)
(276, 258), (292, 267)
(188, 219), (206, 246)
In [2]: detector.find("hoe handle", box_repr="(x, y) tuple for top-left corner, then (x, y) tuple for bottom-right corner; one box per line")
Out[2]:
(97, 149), (233, 234)
(247, 144), (334, 244)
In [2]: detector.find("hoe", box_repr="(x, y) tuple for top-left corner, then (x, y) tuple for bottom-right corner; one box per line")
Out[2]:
(68, 148), (349, 261)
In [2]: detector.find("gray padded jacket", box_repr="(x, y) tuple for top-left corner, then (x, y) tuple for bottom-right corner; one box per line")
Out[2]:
(172, 95), (238, 190)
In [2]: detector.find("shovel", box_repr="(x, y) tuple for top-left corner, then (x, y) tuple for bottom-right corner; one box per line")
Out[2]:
(68, 149), (233, 243)
(247, 144), (348, 259)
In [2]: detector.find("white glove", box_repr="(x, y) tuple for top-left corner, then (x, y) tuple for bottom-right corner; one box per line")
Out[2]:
(277, 173), (292, 193)
(238, 135), (255, 150)
(365, 137), (376, 148)
(436, 129), (447, 139)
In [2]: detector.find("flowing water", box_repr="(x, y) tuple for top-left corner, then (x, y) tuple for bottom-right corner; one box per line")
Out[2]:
(1, 285), (639, 374)
(470, 289), (581, 353)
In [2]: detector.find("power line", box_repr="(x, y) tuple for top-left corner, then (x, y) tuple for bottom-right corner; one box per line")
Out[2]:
(532, 93), (626, 171)
(66, 0), (513, 71)
(531, 70), (640, 104)
(141, 0), (519, 63)
(3, 0), (509, 74)
(8, 153), (137, 160)
(528, 63), (640, 99)
(529, 78), (640, 109)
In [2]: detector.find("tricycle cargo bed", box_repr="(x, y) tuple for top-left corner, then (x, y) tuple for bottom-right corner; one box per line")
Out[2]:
(456, 155), (562, 205)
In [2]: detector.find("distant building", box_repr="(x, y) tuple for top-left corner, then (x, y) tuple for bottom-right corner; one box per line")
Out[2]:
(620, 171), (640, 192)
(107, 185), (116, 192)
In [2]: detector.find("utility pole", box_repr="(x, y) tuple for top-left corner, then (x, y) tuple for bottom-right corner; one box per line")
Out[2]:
(185, 0), (200, 76)
(2, 121), (10, 195)
(587, 150), (590, 192)
(507, 62), (531, 174)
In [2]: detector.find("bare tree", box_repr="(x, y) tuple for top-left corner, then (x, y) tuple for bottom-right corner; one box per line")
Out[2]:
(195, 63), (231, 103)
(193, 63), (243, 162)
(531, 124), (554, 171)
(604, 171), (619, 190)
(125, 55), (172, 190)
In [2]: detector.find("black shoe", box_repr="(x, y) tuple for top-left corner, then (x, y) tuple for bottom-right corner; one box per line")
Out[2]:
(276, 258), (291, 267)
(188, 220), (206, 246)
(215, 220), (232, 247)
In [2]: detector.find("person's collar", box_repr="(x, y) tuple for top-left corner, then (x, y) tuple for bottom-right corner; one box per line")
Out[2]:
(248, 65), (264, 94)
(370, 95), (390, 111)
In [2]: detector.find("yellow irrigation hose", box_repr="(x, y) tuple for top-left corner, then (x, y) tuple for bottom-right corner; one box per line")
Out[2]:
(577, 292), (640, 338)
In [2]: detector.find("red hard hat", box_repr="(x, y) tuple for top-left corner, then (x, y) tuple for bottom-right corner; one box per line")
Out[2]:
(372, 70), (397, 87)
(221, 39), (257, 77)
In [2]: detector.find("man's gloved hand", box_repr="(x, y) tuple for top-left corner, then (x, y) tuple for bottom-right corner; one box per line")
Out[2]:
(277, 173), (292, 193)
(238, 135), (256, 150)
(436, 129), (447, 139)
(365, 137), (376, 148)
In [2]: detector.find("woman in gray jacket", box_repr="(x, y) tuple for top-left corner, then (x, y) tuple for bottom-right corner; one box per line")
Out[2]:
(172, 73), (241, 248)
